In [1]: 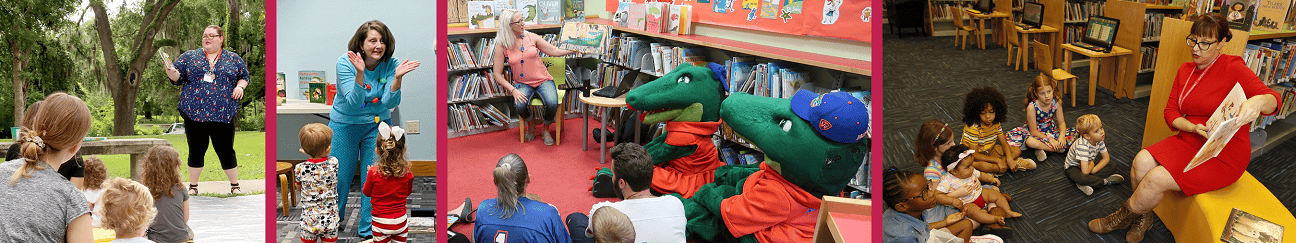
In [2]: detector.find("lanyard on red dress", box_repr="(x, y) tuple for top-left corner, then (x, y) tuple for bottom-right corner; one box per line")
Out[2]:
(1179, 57), (1219, 109)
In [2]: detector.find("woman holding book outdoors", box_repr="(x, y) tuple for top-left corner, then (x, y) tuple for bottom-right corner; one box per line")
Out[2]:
(492, 9), (584, 146)
(329, 20), (421, 239)
(164, 25), (250, 195)
(1086, 13), (1281, 242)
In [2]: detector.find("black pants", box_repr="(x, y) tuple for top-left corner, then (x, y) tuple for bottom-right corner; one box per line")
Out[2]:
(182, 112), (237, 170)
(566, 212), (594, 243)
(1065, 164), (1117, 187)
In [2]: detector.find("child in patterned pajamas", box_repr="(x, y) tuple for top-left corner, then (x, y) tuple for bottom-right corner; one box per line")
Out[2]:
(296, 123), (340, 243)
(364, 122), (414, 243)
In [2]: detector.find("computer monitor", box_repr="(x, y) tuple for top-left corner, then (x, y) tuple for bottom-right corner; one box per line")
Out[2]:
(975, 0), (995, 13)
(1022, 2), (1044, 29)
(1084, 16), (1121, 51)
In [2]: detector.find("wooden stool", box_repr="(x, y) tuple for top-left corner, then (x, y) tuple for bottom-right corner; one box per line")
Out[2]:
(276, 162), (296, 217)
(1153, 172), (1296, 242)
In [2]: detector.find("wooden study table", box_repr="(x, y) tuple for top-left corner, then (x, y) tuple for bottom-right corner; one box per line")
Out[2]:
(1061, 44), (1133, 106)
(967, 10), (1011, 49)
(1015, 24), (1060, 70)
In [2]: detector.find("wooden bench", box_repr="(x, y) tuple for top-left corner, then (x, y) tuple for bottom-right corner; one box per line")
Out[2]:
(0, 138), (172, 180)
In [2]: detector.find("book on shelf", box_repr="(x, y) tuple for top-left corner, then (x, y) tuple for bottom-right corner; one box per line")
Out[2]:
(450, 103), (513, 132)
(1144, 13), (1182, 41)
(1253, 0), (1289, 32)
(1064, 1), (1103, 24)
(494, 0), (513, 17)
(1140, 46), (1159, 72)
(1223, 0), (1256, 31)
(449, 71), (512, 103)
(1185, 0), (1219, 19)
(646, 2), (669, 33)
(518, 0), (540, 25)
(298, 71), (326, 100)
(670, 4), (693, 34)
(629, 3), (648, 31)
(1221, 208), (1284, 243)
(615, 2), (632, 27)
(468, 1), (498, 29)
(451, 0), (469, 24)
(1240, 40), (1296, 86)
(557, 22), (614, 58)
(563, 0), (585, 22)
(537, 0), (562, 24)
(728, 57), (757, 94)
(1287, 0), (1296, 31)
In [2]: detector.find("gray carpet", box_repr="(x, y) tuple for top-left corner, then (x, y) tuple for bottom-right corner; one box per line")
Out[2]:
(276, 176), (437, 243)
(883, 33), (1296, 242)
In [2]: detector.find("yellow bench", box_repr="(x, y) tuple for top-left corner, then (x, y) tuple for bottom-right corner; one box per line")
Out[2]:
(1153, 172), (1296, 242)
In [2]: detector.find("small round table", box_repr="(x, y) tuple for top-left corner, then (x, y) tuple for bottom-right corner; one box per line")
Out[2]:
(579, 94), (640, 164)
(275, 162), (297, 216)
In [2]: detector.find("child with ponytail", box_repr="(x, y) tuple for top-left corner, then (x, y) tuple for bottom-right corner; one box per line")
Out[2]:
(363, 122), (414, 243)
(473, 153), (571, 243)
(0, 92), (95, 242)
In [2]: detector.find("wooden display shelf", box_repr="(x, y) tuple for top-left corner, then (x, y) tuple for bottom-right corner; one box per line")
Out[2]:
(1255, 117), (1296, 156)
(449, 23), (563, 35)
(1249, 31), (1296, 40)
(1145, 4), (1181, 9)
(585, 18), (870, 76)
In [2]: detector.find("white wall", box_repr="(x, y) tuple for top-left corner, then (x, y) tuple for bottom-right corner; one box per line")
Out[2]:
(276, 0), (438, 160)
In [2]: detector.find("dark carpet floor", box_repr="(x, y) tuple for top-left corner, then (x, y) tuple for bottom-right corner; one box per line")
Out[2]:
(882, 33), (1296, 242)
(275, 176), (437, 243)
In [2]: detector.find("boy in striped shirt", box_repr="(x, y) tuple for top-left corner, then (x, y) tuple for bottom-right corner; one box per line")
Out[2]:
(1065, 114), (1125, 195)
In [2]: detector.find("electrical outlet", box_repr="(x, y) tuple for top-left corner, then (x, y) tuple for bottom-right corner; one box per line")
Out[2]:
(406, 120), (420, 134)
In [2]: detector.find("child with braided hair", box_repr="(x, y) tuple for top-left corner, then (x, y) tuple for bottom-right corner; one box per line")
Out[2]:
(363, 122), (414, 243)
(882, 167), (983, 243)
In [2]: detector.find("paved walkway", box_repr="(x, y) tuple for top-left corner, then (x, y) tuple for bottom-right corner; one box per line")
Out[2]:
(186, 179), (266, 195)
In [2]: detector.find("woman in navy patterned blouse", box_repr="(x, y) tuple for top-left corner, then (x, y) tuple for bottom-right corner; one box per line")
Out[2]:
(164, 25), (250, 195)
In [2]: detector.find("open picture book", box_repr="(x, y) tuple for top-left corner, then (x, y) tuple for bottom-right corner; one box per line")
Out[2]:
(557, 22), (613, 57)
(1184, 82), (1248, 172)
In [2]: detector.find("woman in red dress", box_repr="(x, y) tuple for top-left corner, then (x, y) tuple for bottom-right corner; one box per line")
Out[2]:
(1087, 13), (1281, 242)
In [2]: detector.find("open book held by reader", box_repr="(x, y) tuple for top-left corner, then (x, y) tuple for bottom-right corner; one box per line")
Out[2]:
(1184, 83), (1248, 172)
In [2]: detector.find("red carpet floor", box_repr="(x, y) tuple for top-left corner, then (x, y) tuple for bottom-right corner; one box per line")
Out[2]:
(448, 117), (623, 237)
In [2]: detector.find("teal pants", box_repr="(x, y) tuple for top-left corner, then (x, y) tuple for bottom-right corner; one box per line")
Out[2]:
(329, 119), (387, 237)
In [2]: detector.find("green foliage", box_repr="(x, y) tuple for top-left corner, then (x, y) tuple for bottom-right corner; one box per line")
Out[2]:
(237, 100), (265, 132)
(85, 87), (116, 137)
(134, 125), (165, 136)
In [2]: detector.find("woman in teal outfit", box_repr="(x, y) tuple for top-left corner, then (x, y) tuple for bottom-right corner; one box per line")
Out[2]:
(330, 20), (420, 239)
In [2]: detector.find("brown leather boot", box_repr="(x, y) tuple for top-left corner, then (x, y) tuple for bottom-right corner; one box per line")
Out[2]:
(1088, 202), (1141, 234)
(1126, 213), (1155, 242)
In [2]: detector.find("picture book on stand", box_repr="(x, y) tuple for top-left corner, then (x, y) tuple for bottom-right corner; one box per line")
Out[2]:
(517, 0), (540, 25)
(557, 22), (613, 56)
(1185, 83), (1248, 172)
(629, 3), (648, 30)
(1252, 0), (1290, 32)
(563, 0), (585, 22)
(298, 71), (325, 100)
(537, 0), (561, 24)
(670, 4), (693, 34)
(615, 2), (631, 26)
(646, 2), (668, 33)
(1224, 0), (1256, 31)
(494, 0), (513, 16)
(468, 0), (497, 29)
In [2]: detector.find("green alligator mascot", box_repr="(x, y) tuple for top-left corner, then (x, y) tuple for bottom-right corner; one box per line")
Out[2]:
(681, 90), (869, 243)
(622, 63), (726, 199)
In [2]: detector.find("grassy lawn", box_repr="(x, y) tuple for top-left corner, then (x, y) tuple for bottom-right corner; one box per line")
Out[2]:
(7, 132), (266, 182)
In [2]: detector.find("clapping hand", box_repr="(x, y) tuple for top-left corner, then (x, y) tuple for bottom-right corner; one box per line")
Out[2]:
(395, 59), (420, 78)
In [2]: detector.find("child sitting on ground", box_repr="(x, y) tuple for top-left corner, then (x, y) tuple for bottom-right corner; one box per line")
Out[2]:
(364, 122), (414, 243)
(82, 156), (107, 228)
(1007, 76), (1080, 162)
(882, 167), (986, 242)
(141, 146), (192, 243)
(962, 87), (1036, 174)
(296, 123), (340, 243)
(100, 178), (157, 243)
(589, 206), (635, 243)
(938, 145), (1023, 225)
(1064, 114), (1125, 196)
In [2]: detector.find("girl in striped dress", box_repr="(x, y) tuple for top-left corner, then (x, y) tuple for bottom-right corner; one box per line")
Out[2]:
(363, 122), (414, 243)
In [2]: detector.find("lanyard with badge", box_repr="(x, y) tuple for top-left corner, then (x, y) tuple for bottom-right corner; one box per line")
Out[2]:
(203, 51), (221, 83)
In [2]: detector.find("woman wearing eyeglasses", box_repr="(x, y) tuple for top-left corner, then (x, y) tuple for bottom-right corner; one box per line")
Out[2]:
(492, 9), (584, 146)
(1086, 13), (1280, 242)
(164, 25), (250, 195)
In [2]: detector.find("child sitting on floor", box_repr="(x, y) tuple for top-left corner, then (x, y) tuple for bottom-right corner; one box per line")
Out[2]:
(1007, 75), (1080, 162)
(589, 206), (635, 243)
(141, 146), (192, 243)
(883, 167), (992, 243)
(82, 156), (107, 228)
(1064, 114), (1125, 196)
(364, 122), (414, 243)
(962, 87), (1036, 174)
(938, 145), (1023, 225)
(100, 178), (157, 243)
(296, 123), (340, 243)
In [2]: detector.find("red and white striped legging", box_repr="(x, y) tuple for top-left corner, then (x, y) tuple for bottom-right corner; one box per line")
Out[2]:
(371, 213), (408, 243)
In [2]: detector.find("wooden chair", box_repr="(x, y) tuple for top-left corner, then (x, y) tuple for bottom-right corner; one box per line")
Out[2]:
(949, 6), (982, 50)
(275, 162), (296, 217)
(1004, 21), (1026, 70)
(1032, 41), (1077, 106)
(518, 57), (569, 145)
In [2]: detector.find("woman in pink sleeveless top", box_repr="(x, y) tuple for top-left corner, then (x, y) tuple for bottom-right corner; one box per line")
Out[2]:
(492, 9), (584, 146)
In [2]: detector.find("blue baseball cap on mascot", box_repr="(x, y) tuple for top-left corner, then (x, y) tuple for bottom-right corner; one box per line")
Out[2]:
(790, 89), (869, 144)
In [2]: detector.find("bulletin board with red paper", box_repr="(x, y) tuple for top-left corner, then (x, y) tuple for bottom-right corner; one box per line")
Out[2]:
(606, 0), (870, 42)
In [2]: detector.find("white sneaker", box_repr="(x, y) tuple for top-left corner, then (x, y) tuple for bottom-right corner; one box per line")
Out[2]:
(1035, 149), (1047, 162)
(969, 234), (1005, 243)
(1077, 183), (1093, 196)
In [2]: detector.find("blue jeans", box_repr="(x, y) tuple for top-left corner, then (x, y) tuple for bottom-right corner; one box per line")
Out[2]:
(512, 80), (560, 125)
(328, 120), (386, 237)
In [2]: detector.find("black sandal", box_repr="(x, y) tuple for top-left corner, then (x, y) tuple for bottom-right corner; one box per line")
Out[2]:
(188, 184), (199, 195)
(230, 183), (242, 194)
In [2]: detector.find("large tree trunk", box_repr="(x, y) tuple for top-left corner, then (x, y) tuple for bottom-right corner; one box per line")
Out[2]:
(90, 0), (182, 136)
(9, 40), (26, 129)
